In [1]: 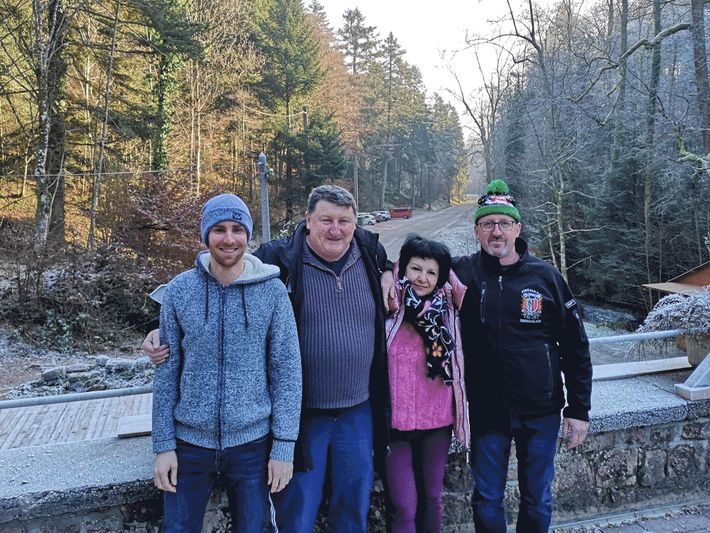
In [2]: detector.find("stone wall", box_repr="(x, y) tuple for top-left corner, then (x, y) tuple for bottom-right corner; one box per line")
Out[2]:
(3, 415), (710, 532)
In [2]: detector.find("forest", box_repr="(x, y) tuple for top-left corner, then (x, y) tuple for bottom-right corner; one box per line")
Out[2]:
(464, 0), (709, 311)
(0, 0), (708, 347)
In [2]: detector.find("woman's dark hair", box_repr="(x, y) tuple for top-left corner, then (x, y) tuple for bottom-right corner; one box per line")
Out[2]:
(397, 234), (451, 290)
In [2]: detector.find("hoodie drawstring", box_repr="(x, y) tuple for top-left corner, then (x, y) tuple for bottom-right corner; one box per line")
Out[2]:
(241, 286), (248, 330)
(204, 275), (209, 322)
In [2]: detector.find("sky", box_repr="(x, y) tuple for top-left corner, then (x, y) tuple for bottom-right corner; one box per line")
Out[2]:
(317, 0), (520, 118)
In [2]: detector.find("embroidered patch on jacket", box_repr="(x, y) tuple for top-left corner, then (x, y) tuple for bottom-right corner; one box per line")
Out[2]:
(565, 299), (576, 309)
(520, 289), (543, 323)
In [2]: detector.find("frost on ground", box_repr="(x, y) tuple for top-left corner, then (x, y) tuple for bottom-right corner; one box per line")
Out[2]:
(0, 324), (151, 399)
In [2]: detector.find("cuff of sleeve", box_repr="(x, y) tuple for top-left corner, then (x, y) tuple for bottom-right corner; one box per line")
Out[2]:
(563, 406), (589, 422)
(270, 439), (296, 462)
(153, 438), (177, 454)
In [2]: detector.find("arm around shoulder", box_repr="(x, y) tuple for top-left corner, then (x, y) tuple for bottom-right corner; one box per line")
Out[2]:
(266, 281), (302, 462)
(152, 284), (182, 454)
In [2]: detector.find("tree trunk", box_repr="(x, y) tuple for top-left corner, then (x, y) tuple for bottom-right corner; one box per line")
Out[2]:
(380, 155), (388, 210)
(196, 105), (202, 196)
(46, 0), (67, 245)
(88, 0), (120, 250)
(606, 0), (614, 39)
(691, 0), (710, 155)
(285, 97), (294, 221)
(610, 0), (628, 167)
(353, 153), (359, 208)
(32, 0), (53, 246)
(643, 0), (662, 303)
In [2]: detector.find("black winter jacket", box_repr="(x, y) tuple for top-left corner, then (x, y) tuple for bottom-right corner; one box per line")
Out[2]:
(453, 238), (591, 429)
(254, 221), (390, 471)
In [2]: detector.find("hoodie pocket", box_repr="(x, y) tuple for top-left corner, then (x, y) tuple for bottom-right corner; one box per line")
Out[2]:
(174, 370), (219, 431)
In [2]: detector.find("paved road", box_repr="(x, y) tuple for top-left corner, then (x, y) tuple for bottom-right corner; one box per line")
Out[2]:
(367, 202), (476, 258)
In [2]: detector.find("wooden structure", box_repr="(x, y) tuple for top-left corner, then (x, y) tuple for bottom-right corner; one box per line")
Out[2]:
(0, 393), (151, 450)
(643, 260), (710, 296)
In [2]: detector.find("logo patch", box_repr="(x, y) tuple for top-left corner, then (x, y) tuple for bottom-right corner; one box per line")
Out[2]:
(565, 299), (576, 309)
(520, 289), (543, 323)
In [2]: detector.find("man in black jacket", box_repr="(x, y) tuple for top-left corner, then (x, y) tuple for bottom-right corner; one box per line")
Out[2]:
(144, 185), (389, 533)
(453, 179), (591, 533)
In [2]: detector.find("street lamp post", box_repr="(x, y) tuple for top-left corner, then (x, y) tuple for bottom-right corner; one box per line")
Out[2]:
(258, 152), (271, 243)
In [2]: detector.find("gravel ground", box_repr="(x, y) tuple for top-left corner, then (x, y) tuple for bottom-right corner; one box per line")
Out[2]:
(0, 325), (148, 399)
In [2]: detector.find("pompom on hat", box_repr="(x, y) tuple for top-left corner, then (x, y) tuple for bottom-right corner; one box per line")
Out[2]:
(201, 193), (253, 243)
(474, 179), (521, 223)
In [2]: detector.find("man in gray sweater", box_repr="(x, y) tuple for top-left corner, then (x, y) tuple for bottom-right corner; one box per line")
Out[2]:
(152, 193), (302, 533)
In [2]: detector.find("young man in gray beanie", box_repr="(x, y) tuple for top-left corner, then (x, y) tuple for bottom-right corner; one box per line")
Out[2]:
(152, 193), (302, 533)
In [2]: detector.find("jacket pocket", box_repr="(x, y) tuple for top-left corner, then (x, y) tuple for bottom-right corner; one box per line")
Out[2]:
(504, 344), (559, 408)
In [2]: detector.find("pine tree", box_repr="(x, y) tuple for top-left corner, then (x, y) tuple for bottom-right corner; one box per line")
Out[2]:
(337, 8), (379, 75)
(251, 0), (323, 220)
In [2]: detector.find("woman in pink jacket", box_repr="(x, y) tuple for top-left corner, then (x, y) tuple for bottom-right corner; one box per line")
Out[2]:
(384, 235), (470, 533)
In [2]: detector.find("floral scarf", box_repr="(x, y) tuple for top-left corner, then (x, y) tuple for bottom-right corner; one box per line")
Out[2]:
(401, 279), (454, 384)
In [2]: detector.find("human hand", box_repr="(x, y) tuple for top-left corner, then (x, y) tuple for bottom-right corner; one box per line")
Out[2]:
(154, 450), (178, 492)
(380, 270), (395, 311)
(562, 417), (589, 449)
(142, 329), (169, 365)
(268, 459), (293, 493)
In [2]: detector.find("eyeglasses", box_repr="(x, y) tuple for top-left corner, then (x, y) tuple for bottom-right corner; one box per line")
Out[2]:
(477, 220), (516, 232)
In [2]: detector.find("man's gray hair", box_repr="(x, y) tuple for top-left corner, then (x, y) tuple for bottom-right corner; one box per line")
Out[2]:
(307, 185), (357, 215)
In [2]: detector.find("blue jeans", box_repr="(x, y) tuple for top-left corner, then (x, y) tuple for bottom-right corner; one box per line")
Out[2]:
(471, 413), (560, 533)
(272, 400), (374, 533)
(162, 437), (270, 533)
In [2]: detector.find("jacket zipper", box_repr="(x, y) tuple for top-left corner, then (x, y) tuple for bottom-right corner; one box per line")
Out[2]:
(216, 286), (225, 449)
(497, 275), (503, 357)
(544, 343), (553, 398)
(480, 282), (487, 324)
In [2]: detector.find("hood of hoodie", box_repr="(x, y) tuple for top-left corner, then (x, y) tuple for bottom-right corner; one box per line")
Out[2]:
(195, 250), (280, 285)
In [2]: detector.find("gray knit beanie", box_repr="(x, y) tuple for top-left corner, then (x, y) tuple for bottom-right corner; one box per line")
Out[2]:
(200, 193), (253, 243)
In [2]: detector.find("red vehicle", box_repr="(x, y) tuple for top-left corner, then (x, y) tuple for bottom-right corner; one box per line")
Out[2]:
(390, 206), (412, 219)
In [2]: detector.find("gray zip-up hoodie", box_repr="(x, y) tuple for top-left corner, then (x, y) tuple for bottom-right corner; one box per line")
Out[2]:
(152, 251), (302, 462)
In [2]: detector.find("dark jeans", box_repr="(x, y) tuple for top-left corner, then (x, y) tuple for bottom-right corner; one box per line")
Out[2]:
(384, 426), (452, 533)
(162, 437), (270, 533)
(271, 400), (374, 533)
(471, 413), (560, 533)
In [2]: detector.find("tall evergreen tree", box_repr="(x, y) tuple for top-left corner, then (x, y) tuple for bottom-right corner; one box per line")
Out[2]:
(252, 0), (322, 219)
(337, 8), (378, 75)
(132, 0), (202, 171)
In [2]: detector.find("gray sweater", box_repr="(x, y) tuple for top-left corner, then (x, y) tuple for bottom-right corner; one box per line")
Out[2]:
(153, 252), (302, 462)
(300, 243), (375, 408)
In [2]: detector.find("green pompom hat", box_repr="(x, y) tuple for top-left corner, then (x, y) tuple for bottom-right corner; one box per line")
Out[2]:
(475, 178), (521, 223)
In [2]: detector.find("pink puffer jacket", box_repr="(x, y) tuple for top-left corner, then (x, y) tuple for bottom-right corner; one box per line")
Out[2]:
(385, 266), (470, 449)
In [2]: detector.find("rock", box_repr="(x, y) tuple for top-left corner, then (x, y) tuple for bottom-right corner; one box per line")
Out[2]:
(106, 359), (133, 372)
(67, 371), (93, 383)
(66, 364), (92, 373)
(639, 449), (667, 486)
(42, 367), (65, 382)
